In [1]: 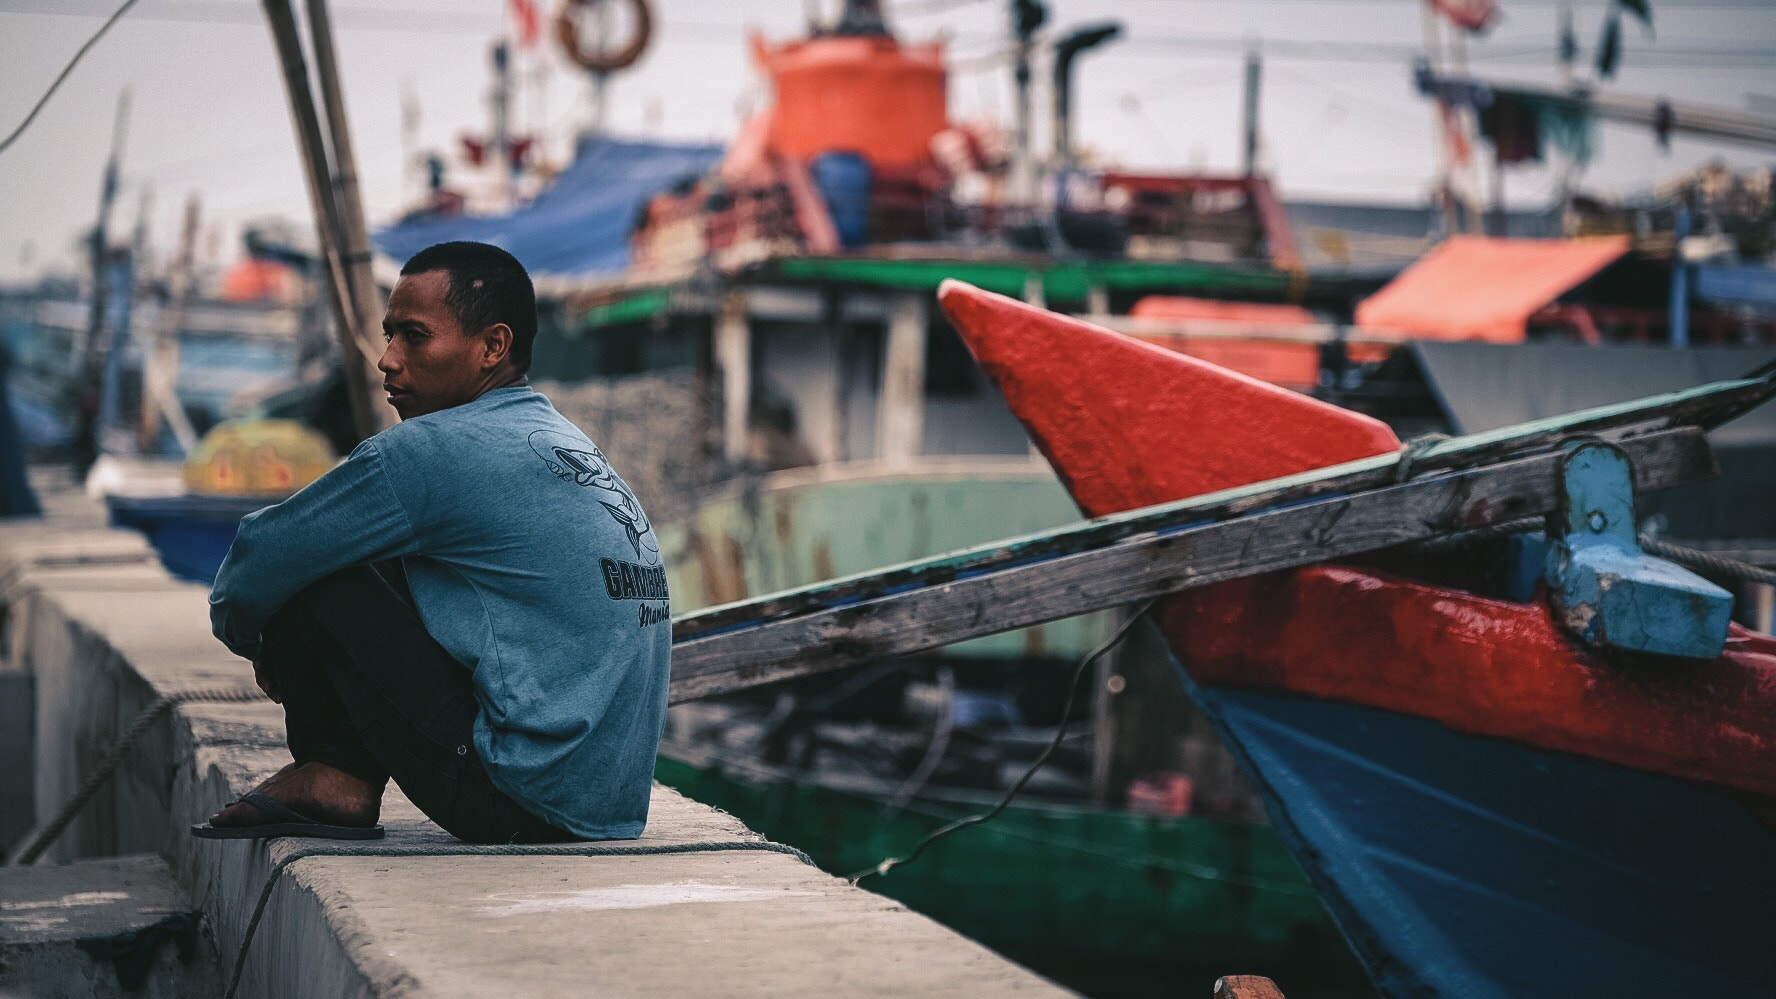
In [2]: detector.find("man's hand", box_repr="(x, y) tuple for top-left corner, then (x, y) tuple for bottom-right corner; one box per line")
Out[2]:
(253, 657), (282, 704)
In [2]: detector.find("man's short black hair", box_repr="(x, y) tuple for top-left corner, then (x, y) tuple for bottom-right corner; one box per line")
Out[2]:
(399, 241), (537, 373)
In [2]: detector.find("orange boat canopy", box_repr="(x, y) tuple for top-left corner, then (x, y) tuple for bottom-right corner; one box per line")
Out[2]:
(1355, 235), (1631, 343)
(1130, 296), (1317, 327)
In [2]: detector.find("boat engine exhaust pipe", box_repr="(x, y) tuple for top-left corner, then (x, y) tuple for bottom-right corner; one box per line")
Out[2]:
(1051, 22), (1122, 167)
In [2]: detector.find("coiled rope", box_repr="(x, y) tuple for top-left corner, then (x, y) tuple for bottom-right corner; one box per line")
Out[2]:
(6, 686), (261, 866)
(223, 839), (814, 999)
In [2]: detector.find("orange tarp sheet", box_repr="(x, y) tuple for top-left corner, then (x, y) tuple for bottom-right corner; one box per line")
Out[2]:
(1132, 336), (1323, 391)
(1355, 235), (1631, 343)
(1129, 296), (1386, 391)
(1131, 296), (1317, 326)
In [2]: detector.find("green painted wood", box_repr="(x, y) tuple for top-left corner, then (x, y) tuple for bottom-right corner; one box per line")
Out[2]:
(659, 468), (1110, 660)
(766, 256), (1291, 302)
(578, 287), (673, 330)
(654, 753), (1373, 997)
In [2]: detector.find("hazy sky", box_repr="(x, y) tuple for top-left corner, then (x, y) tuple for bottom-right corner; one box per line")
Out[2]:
(2, 0), (1773, 282)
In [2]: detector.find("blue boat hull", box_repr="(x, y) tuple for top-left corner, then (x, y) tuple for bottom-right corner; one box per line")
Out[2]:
(1202, 685), (1776, 997)
(106, 494), (264, 584)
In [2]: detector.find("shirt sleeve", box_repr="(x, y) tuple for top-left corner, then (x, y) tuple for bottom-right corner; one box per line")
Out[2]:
(209, 439), (418, 659)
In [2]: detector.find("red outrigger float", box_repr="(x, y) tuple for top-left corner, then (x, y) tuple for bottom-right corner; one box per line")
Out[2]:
(935, 280), (1776, 998)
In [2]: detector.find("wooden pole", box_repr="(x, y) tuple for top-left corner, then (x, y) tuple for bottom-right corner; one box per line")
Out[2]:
(305, 0), (395, 436)
(137, 194), (200, 453)
(1088, 605), (1126, 808)
(716, 291), (751, 464)
(73, 90), (131, 472)
(260, 0), (388, 444)
(877, 291), (926, 468)
(1241, 44), (1260, 178)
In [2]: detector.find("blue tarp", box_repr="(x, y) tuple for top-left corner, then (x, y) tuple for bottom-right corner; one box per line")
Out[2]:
(373, 136), (724, 280)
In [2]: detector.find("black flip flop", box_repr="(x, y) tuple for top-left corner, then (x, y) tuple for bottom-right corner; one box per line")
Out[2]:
(190, 791), (385, 841)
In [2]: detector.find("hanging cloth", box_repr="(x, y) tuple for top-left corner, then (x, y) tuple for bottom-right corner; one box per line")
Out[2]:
(1532, 94), (1597, 167)
(1478, 93), (1542, 165)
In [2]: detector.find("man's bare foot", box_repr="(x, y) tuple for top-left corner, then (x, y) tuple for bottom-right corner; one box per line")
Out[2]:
(208, 762), (385, 830)
(246, 762), (299, 797)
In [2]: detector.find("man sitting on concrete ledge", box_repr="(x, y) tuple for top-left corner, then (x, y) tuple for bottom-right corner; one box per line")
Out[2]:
(198, 240), (671, 843)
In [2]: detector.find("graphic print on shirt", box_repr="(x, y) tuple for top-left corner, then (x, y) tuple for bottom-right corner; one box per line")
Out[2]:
(528, 429), (660, 566)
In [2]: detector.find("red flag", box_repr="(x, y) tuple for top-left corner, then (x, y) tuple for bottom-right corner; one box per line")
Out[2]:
(510, 0), (540, 47)
(1440, 101), (1471, 167)
(1431, 0), (1496, 32)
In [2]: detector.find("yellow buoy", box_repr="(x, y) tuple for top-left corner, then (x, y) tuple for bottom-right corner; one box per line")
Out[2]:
(183, 419), (336, 498)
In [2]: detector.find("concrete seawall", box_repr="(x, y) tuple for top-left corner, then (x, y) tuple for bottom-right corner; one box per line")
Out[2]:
(3, 480), (1072, 997)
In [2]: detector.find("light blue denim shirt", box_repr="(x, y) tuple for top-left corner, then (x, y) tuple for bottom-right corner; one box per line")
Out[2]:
(210, 386), (670, 839)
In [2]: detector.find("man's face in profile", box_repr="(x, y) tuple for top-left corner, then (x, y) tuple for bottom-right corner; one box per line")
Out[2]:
(378, 270), (496, 420)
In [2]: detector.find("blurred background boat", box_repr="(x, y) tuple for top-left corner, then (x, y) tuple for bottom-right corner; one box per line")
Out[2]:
(19, 0), (1774, 993)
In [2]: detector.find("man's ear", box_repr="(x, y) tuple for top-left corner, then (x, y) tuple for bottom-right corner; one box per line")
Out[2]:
(481, 323), (514, 369)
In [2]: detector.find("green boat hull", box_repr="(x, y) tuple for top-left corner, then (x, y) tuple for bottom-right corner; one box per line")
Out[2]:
(654, 753), (1371, 997)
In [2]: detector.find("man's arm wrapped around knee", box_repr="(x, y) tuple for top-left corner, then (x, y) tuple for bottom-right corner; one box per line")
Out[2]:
(210, 438), (419, 660)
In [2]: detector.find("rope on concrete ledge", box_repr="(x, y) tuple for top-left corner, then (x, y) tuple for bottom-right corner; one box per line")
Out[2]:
(223, 839), (817, 999)
(5, 686), (262, 866)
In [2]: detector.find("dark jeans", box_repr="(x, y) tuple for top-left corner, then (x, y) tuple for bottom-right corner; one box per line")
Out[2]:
(259, 560), (572, 844)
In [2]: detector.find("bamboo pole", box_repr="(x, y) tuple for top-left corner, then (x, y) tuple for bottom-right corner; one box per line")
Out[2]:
(260, 0), (388, 444)
(305, 0), (392, 428)
(137, 194), (200, 453)
(73, 90), (132, 472)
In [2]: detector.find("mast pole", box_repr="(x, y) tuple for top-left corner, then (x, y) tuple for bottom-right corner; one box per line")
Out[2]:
(73, 89), (131, 473)
(1241, 43), (1261, 178)
(261, 0), (388, 444)
(305, 0), (393, 434)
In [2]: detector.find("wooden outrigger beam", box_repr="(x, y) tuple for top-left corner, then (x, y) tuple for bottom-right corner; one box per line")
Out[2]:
(665, 375), (1774, 703)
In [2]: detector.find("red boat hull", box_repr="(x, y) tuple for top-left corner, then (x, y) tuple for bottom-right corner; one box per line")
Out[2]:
(937, 280), (1776, 803)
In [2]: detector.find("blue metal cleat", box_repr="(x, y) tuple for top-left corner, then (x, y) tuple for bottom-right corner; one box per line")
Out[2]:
(1545, 442), (1733, 660)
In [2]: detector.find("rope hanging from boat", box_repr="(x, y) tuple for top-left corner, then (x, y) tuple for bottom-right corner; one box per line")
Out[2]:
(846, 599), (1157, 887)
(5, 686), (262, 866)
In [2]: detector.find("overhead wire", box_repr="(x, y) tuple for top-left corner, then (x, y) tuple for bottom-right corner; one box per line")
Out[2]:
(8, 3), (1774, 65)
(0, 0), (139, 156)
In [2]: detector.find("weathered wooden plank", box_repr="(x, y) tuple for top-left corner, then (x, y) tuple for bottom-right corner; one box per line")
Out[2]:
(673, 378), (1755, 642)
(667, 426), (1713, 702)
